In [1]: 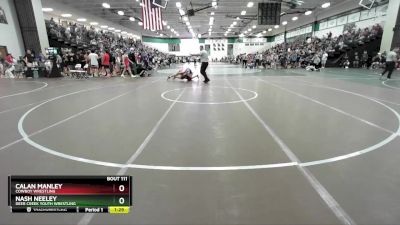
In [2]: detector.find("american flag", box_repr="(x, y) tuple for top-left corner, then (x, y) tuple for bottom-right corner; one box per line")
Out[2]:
(142, 0), (163, 31)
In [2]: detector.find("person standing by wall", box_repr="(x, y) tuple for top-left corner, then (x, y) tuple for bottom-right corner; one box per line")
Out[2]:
(381, 48), (399, 80)
(353, 52), (360, 68)
(121, 51), (135, 78)
(242, 54), (247, 68)
(128, 48), (137, 75)
(24, 50), (34, 78)
(102, 50), (111, 78)
(88, 49), (99, 77)
(321, 51), (328, 68)
(199, 46), (210, 83)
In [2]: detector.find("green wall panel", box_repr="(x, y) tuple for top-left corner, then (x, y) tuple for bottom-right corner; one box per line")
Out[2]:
(142, 37), (181, 44)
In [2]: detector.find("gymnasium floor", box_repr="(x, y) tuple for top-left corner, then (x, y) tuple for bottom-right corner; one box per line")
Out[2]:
(1, 63), (400, 225)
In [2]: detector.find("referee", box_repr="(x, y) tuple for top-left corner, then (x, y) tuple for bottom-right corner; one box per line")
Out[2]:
(199, 46), (210, 83)
(381, 48), (399, 80)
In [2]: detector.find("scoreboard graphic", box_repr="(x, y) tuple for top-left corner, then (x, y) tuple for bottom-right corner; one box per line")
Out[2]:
(8, 176), (132, 214)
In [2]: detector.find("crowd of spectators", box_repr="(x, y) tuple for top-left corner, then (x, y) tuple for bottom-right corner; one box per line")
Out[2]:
(46, 17), (179, 78)
(235, 24), (389, 71)
(0, 18), (178, 79)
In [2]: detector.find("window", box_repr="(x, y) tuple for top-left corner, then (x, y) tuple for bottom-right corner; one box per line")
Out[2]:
(168, 43), (180, 52)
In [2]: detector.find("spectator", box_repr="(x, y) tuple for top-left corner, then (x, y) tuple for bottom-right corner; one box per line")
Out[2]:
(102, 50), (111, 78)
(321, 51), (328, 68)
(88, 49), (99, 77)
(370, 53), (383, 69)
(353, 52), (360, 68)
(121, 52), (135, 78)
(362, 50), (369, 68)
(23, 49), (34, 78)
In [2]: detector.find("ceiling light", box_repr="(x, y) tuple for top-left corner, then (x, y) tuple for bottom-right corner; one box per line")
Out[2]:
(274, 25), (279, 29)
(171, 28), (175, 32)
(138, 22), (143, 26)
(179, 9), (185, 15)
(108, 27), (115, 30)
(233, 21), (237, 25)
(100, 25), (108, 28)
(42, 8), (53, 12)
(212, 2), (217, 7)
(252, 25), (256, 29)
(61, 14), (72, 18)
(186, 22), (190, 26)
(292, 16), (298, 21)
(188, 25), (192, 29)
(236, 17), (240, 20)
(282, 21), (288, 25)
(208, 28), (212, 31)
(117, 11), (124, 16)
(268, 28), (272, 31)
(248, 28), (252, 31)
(247, 2), (254, 7)
(322, 2), (331, 8)
(121, 31), (127, 34)
(209, 17), (214, 26)
(130, 17), (136, 21)
(90, 22), (98, 25)
(239, 34), (244, 37)
(115, 29), (121, 32)
(224, 34), (227, 36)
(77, 18), (87, 22)
(305, 10), (312, 15)
(102, 3), (111, 8)
(176, 34), (180, 36)
(198, 34), (202, 38)
(241, 11), (246, 15)
(244, 31), (248, 34)
(176, 2), (182, 8)
(256, 33), (262, 37)
(160, 34), (164, 37)
(183, 16), (188, 21)
(167, 25), (171, 29)
(263, 30), (267, 34)
(211, 12), (215, 15)
(162, 20), (167, 25)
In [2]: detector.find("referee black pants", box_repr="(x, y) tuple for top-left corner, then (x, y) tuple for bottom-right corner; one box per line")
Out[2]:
(200, 62), (209, 81)
(382, 61), (395, 79)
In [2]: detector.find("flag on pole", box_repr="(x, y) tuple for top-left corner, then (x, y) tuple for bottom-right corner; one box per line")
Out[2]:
(142, 0), (163, 31)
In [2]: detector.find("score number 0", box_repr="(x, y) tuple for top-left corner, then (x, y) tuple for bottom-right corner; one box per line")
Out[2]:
(118, 185), (125, 205)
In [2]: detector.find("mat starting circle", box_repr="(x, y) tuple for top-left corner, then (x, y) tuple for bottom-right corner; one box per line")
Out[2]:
(161, 86), (258, 105)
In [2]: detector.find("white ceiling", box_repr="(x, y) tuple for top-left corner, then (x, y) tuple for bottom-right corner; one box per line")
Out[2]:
(41, 0), (361, 38)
